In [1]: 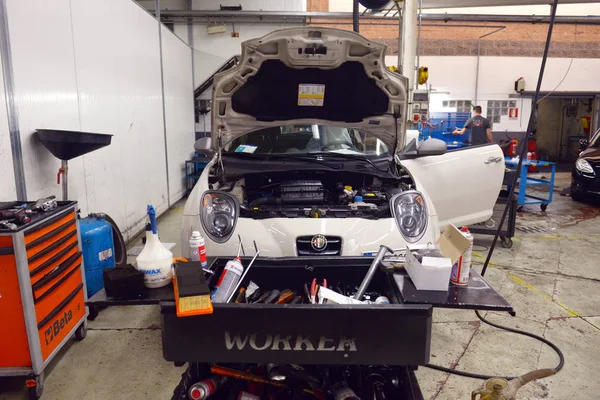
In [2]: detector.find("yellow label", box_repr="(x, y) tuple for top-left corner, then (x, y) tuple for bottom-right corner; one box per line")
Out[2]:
(298, 84), (325, 106)
(178, 295), (211, 313)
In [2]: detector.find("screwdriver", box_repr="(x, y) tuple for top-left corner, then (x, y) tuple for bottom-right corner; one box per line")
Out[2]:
(275, 289), (295, 304)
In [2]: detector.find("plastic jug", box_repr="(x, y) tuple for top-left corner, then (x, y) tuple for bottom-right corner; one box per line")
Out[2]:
(136, 205), (173, 288)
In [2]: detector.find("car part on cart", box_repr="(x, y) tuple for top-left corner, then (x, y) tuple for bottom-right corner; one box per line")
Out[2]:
(174, 261), (213, 317)
(227, 241), (260, 303)
(472, 368), (556, 400)
(355, 245), (393, 300)
(103, 264), (145, 299)
(32, 196), (57, 212)
(0, 220), (18, 230)
(188, 375), (228, 400)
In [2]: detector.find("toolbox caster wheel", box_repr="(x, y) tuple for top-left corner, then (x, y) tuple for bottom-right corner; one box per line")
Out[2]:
(74, 321), (87, 341)
(517, 206), (524, 212)
(540, 204), (548, 211)
(26, 372), (44, 400)
(87, 305), (99, 321)
(501, 237), (513, 249)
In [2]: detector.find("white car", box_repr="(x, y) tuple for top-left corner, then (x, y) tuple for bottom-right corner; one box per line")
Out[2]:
(182, 27), (505, 258)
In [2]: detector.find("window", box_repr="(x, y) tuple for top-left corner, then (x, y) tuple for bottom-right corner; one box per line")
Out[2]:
(487, 100), (512, 124)
(442, 100), (472, 113)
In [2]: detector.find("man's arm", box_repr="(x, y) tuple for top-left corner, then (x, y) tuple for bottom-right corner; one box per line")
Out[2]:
(486, 128), (493, 143)
(453, 119), (471, 135)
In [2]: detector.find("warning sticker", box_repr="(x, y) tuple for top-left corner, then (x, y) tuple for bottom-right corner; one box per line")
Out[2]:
(298, 84), (325, 107)
(99, 248), (113, 262)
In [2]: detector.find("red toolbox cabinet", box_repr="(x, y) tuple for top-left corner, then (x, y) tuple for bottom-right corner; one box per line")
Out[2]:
(0, 202), (88, 399)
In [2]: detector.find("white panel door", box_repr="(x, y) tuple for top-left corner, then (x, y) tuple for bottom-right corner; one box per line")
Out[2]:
(6, 0), (85, 204)
(70, 0), (167, 240)
(161, 26), (195, 204)
(400, 144), (505, 229)
(0, 49), (17, 200)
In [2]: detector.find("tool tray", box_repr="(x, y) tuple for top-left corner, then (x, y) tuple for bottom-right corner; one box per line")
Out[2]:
(161, 257), (432, 367)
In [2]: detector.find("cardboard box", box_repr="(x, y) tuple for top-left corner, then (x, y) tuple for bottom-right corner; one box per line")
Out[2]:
(405, 224), (472, 291)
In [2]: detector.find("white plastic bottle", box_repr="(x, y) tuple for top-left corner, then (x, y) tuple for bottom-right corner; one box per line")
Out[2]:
(450, 227), (474, 286)
(136, 205), (173, 288)
(189, 231), (208, 267)
(211, 257), (244, 303)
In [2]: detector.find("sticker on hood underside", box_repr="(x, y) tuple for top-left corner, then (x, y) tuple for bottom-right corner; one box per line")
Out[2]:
(235, 145), (258, 153)
(298, 84), (325, 107)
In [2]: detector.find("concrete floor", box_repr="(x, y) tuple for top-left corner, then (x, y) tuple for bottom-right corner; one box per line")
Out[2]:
(2, 171), (600, 399)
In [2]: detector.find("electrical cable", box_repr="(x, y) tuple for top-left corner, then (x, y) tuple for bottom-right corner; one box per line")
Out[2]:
(425, 0), (566, 381)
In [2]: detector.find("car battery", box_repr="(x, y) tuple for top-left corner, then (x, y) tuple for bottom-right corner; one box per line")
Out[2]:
(161, 257), (432, 367)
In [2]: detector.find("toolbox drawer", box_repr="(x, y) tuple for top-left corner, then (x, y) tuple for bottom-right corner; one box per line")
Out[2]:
(37, 285), (86, 361)
(162, 257), (432, 366)
(32, 252), (83, 324)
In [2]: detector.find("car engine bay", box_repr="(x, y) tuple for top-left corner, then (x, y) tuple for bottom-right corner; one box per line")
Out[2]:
(212, 171), (408, 219)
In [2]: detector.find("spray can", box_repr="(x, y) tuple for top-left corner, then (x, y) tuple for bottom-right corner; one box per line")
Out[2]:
(332, 382), (360, 400)
(450, 227), (474, 286)
(189, 231), (208, 267)
(188, 376), (227, 400)
(212, 257), (244, 303)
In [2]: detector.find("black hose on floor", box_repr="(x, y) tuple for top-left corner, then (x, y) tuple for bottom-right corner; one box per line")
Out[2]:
(425, 310), (565, 380)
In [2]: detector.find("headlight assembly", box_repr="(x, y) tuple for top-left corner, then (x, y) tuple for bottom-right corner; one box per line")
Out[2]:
(200, 191), (239, 243)
(390, 191), (428, 243)
(576, 158), (595, 175)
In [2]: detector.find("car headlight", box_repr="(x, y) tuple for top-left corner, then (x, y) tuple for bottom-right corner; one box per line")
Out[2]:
(576, 158), (595, 175)
(200, 191), (239, 243)
(390, 191), (428, 243)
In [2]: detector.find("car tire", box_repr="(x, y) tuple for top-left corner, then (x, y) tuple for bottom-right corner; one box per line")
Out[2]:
(571, 187), (584, 202)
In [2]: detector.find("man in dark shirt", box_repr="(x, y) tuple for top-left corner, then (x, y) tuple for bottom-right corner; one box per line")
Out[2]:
(453, 106), (492, 145)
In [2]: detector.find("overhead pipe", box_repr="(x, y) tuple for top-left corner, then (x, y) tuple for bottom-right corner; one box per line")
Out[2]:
(158, 10), (600, 25)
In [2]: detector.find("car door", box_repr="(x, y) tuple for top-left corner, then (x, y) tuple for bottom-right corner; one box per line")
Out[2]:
(400, 144), (505, 229)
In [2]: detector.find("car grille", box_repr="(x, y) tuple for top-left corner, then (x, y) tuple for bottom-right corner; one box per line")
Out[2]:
(296, 236), (342, 256)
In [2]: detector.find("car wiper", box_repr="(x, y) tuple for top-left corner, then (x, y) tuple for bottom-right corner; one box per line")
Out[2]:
(223, 152), (342, 170)
(307, 152), (391, 173)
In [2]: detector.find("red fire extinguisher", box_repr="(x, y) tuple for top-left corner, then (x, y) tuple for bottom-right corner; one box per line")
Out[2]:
(508, 137), (518, 157)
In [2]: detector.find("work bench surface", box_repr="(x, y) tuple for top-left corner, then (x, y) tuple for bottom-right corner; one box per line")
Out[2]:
(88, 257), (513, 313)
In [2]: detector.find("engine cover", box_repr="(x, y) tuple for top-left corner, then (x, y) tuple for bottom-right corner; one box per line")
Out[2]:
(280, 180), (324, 204)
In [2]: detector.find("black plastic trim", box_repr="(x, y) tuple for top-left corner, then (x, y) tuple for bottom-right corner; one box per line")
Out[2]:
(24, 208), (74, 236)
(0, 246), (14, 255)
(32, 251), (81, 291)
(28, 231), (77, 263)
(34, 263), (81, 304)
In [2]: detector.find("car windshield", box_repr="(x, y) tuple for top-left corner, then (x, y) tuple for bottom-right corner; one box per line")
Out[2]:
(224, 125), (390, 158)
(590, 129), (600, 148)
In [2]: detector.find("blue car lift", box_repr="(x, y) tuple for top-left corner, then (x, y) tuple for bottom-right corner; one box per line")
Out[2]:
(504, 158), (557, 211)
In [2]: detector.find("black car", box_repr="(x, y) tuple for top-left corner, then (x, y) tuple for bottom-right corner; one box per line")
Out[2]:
(572, 129), (600, 201)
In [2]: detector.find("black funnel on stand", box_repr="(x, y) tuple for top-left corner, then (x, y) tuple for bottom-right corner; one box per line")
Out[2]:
(36, 129), (113, 201)
(36, 129), (113, 160)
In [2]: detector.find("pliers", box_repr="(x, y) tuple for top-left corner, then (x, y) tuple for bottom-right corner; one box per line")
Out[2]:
(310, 278), (328, 304)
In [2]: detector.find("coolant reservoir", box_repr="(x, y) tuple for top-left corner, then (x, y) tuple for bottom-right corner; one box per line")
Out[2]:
(136, 205), (173, 288)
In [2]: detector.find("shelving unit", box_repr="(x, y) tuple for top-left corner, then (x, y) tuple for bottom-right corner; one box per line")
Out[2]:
(505, 158), (557, 211)
(185, 156), (210, 196)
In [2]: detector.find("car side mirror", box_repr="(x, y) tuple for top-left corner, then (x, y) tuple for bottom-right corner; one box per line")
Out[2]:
(194, 137), (215, 158)
(579, 139), (589, 149)
(418, 138), (448, 156)
(398, 138), (447, 159)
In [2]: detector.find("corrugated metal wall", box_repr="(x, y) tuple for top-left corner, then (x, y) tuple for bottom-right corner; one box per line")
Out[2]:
(1, 0), (194, 240)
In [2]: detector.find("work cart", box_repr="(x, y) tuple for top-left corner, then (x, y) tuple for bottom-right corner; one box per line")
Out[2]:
(88, 256), (513, 400)
(469, 190), (517, 249)
(504, 158), (557, 211)
(0, 201), (88, 400)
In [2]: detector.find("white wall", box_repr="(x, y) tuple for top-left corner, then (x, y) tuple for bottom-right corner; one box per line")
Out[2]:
(386, 55), (600, 132)
(0, 48), (17, 200)
(4, 0), (194, 240)
(161, 25), (195, 203)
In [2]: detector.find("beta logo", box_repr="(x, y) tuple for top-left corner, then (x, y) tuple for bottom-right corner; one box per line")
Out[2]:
(44, 309), (74, 346)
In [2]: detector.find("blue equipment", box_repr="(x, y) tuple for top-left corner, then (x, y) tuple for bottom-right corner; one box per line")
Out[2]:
(80, 216), (115, 298)
(421, 112), (471, 150)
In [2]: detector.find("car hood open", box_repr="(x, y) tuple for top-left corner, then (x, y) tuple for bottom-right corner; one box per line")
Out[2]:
(211, 27), (408, 152)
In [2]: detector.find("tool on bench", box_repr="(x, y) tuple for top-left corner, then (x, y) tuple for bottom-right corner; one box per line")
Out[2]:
(32, 195), (57, 212)
(310, 278), (328, 304)
(0, 209), (31, 225)
(0, 220), (18, 230)
(274, 289), (295, 304)
(226, 241), (260, 303)
(253, 289), (280, 304)
(355, 245), (393, 301)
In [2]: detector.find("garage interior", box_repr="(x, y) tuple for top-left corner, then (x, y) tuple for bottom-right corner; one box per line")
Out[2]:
(1, 1), (600, 400)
